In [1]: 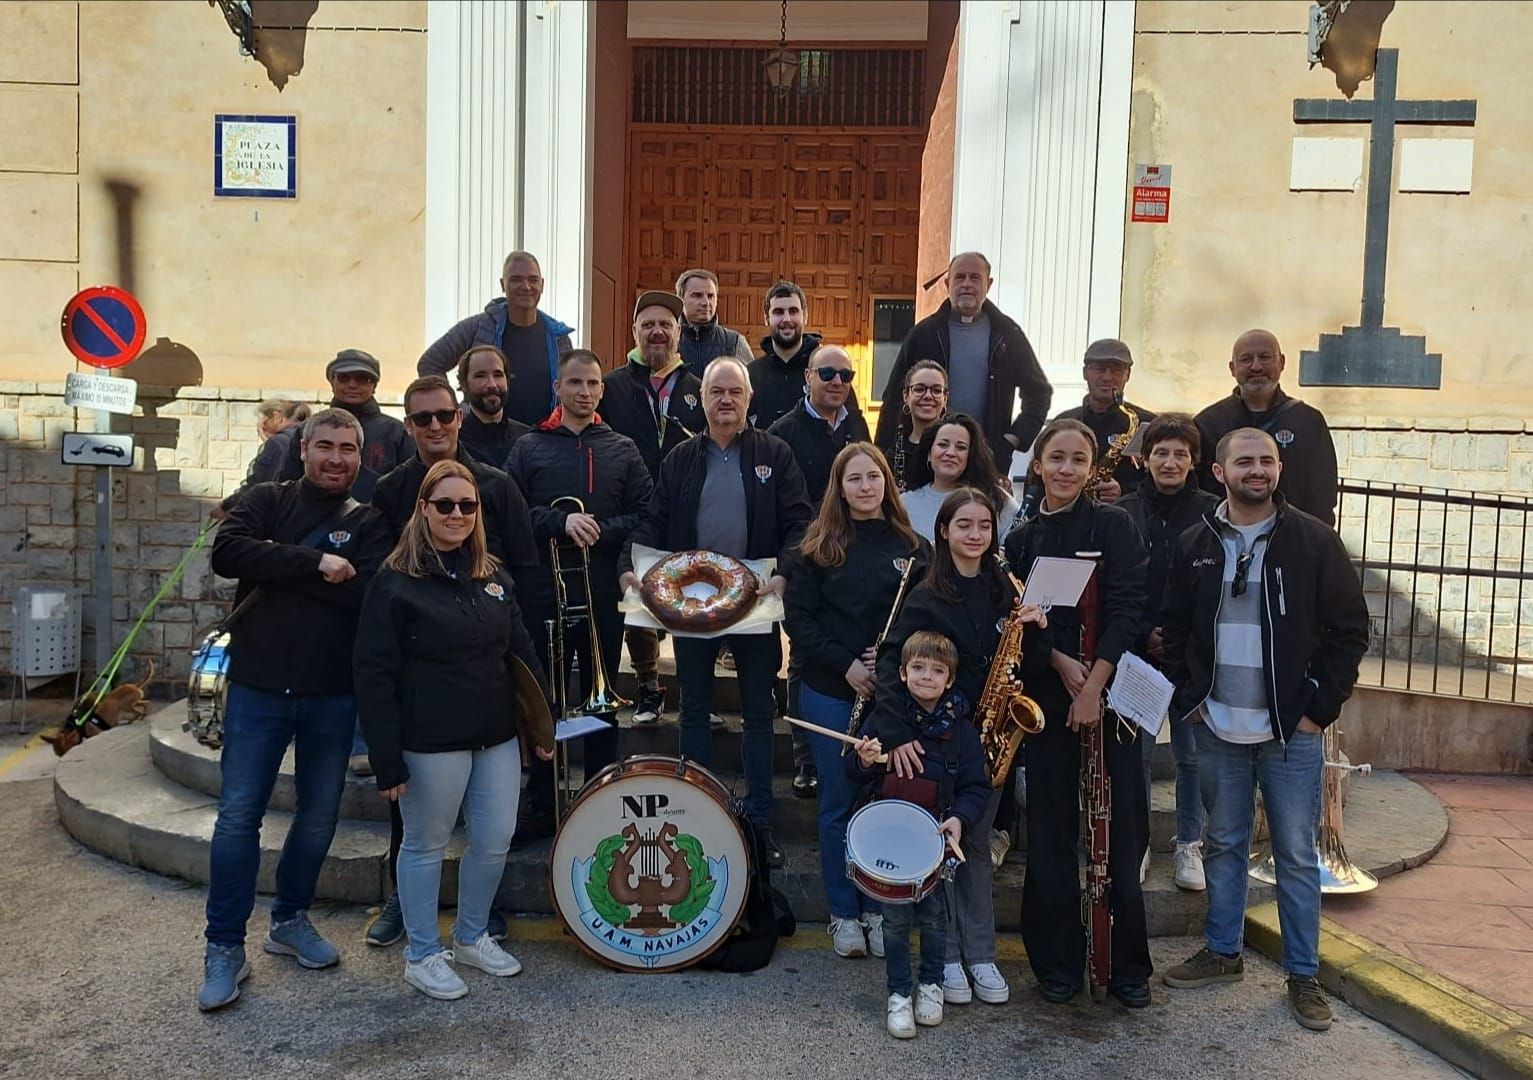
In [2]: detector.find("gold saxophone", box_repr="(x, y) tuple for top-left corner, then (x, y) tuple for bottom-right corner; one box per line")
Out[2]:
(1089, 391), (1139, 494)
(976, 554), (1046, 788)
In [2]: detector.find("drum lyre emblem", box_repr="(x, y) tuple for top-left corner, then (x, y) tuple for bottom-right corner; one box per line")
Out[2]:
(609, 822), (693, 932)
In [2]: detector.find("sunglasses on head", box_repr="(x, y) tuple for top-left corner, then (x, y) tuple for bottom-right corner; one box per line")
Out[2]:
(815, 367), (855, 384)
(407, 409), (459, 428)
(425, 498), (479, 516)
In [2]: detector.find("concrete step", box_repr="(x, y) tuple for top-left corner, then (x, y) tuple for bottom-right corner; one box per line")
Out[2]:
(56, 718), (1448, 934)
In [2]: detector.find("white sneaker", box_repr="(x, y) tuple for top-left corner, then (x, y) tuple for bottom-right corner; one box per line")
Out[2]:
(1174, 841), (1207, 891)
(404, 950), (468, 1000)
(1140, 847), (1151, 884)
(862, 914), (885, 958)
(453, 932), (523, 977)
(709, 712), (726, 728)
(829, 917), (867, 958)
(989, 828), (1011, 869)
(886, 993), (916, 1039)
(941, 962), (972, 1004)
(915, 982), (944, 1026)
(969, 962), (1010, 1004)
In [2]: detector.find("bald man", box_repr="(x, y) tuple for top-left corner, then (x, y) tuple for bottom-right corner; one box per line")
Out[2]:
(1194, 330), (1338, 526)
(767, 344), (871, 503)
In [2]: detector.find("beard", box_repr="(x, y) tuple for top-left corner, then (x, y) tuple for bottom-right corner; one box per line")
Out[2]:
(467, 389), (503, 416)
(772, 326), (802, 351)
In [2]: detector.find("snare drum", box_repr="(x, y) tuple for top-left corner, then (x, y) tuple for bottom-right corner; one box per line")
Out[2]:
(845, 799), (952, 904)
(186, 630), (230, 749)
(550, 755), (752, 972)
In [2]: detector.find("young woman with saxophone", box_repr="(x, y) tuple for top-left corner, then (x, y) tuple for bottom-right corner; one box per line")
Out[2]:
(869, 488), (1047, 1007)
(1001, 418), (1153, 1008)
(784, 443), (930, 961)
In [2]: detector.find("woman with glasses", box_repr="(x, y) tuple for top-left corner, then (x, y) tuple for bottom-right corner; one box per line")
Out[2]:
(877, 360), (949, 492)
(355, 460), (555, 1001)
(900, 413), (1020, 543)
(1000, 418), (1152, 1009)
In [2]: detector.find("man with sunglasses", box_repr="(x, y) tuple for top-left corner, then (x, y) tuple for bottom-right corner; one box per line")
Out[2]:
(1158, 427), (1367, 1034)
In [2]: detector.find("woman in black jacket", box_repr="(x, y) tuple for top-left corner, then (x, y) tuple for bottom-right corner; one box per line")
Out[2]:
(1002, 418), (1152, 1008)
(870, 488), (1045, 1009)
(355, 460), (554, 1002)
(785, 442), (930, 961)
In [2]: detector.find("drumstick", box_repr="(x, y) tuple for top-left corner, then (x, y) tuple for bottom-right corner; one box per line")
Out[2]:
(945, 832), (966, 864)
(783, 715), (888, 764)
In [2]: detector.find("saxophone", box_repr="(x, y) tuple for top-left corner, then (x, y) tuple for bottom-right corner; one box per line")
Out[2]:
(975, 554), (1046, 788)
(1089, 391), (1139, 495)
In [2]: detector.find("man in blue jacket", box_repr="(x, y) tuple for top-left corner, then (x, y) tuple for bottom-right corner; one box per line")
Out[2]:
(417, 251), (574, 427)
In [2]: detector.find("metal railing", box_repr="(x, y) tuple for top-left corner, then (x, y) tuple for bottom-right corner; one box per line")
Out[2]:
(1338, 479), (1533, 704)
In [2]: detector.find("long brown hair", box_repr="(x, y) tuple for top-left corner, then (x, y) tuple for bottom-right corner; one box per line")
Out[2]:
(799, 443), (921, 568)
(384, 460), (499, 580)
(906, 413), (1005, 497)
(924, 487), (1011, 604)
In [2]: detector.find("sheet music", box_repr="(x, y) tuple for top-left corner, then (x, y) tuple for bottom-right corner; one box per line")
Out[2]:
(1107, 652), (1174, 737)
(555, 714), (611, 743)
(1020, 556), (1096, 609)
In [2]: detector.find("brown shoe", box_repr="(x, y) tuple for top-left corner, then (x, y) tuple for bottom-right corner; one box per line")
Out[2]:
(1162, 946), (1245, 988)
(1287, 975), (1333, 1031)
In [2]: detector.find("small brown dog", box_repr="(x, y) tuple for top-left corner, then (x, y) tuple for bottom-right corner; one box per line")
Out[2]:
(45, 661), (156, 757)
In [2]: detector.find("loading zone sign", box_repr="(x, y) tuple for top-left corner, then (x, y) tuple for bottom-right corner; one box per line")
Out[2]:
(64, 372), (138, 415)
(1131, 164), (1172, 223)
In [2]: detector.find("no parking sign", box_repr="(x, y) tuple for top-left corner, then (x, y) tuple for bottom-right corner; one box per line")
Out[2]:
(60, 286), (147, 369)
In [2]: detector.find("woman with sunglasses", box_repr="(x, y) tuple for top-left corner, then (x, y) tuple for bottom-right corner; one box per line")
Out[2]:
(900, 414), (1021, 543)
(784, 442), (929, 960)
(876, 360), (948, 492)
(1001, 418), (1152, 1009)
(355, 460), (555, 1001)
(869, 487), (1046, 1008)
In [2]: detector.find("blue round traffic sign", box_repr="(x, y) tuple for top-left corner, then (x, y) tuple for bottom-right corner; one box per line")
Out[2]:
(61, 286), (147, 369)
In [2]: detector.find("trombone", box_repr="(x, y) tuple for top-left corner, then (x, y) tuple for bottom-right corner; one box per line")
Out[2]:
(546, 496), (631, 820)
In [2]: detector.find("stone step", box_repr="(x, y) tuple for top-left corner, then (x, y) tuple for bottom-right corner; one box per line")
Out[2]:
(56, 720), (1448, 935)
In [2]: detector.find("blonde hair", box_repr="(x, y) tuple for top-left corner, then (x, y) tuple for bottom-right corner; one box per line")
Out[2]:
(384, 460), (500, 580)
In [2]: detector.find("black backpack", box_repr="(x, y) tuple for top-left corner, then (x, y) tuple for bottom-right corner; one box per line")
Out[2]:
(697, 815), (796, 972)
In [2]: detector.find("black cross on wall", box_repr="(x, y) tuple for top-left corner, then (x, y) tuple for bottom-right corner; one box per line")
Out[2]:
(1294, 49), (1476, 389)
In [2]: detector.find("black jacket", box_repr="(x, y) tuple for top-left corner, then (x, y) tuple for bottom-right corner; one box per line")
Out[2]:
(1002, 497), (1148, 716)
(211, 479), (390, 696)
(370, 448), (539, 572)
(766, 398), (872, 503)
(620, 427), (814, 576)
(875, 299), (1053, 472)
(456, 410), (530, 470)
(747, 333), (825, 431)
(1159, 494), (1369, 742)
(784, 519), (931, 702)
(1054, 398), (1158, 492)
(846, 691), (991, 829)
(601, 358), (707, 481)
(1116, 477), (1220, 652)
(680, 317), (754, 380)
(354, 558), (551, 790)
(1194, 388), (1339, 526)
(275, 398), (412, 503)
(504, 413), (654, 606)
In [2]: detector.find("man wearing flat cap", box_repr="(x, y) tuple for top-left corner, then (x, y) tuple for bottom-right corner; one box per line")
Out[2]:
(277, 349), (412, 502)
(1053, 338), (1157, 504)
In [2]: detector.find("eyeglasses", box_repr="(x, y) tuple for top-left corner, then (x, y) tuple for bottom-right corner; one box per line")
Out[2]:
(407, 409), (459, 428)
(815, 367), (855, 384)
(907, 384), (947, 398)
(425, 498), (479, 516)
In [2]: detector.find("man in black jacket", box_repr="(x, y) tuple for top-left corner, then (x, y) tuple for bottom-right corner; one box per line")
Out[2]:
(453, 344), (530, 468)
(620, 356), (814, 866)
(876, 252), (1052, 475)
(747, 281), (825, 431)
(1194, 329), (1339, 526)
(676, 267), (755, 379)
(275, 349), (412, 502)
(505, 349), (654, 836)
(198, 408), (390, 1012)
(1158, 428), (1368, 1033)
(1053, 338), (1156, 503)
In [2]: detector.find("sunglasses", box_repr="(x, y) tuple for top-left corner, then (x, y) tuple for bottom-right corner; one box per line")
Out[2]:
(815, 367), (855, 384)
(907, 384), (946, 398)
(425, 498), (479, 516)
(407, 409), (459, 428)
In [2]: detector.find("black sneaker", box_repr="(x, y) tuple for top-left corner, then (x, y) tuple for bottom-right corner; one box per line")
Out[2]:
(762, 830), (785, 870)
(792, 764), (818, 798)
(1287, 975), (1333, 1031)
(632, 684), (665, 725)
(365, 891), (404, 947)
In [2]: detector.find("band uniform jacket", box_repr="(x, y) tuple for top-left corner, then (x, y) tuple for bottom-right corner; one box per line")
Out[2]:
(369, 448), (539, 573)
(1194, 388), (1339, 527)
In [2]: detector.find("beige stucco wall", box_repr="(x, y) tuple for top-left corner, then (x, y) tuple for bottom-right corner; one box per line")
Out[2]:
(1124, 0), (1533, 425)
(0, 1), (427, 395)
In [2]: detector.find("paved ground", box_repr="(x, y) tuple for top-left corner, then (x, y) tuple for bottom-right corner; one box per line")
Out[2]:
(1327, 772), (1533, 1021)
(0, 771), (1461, 1080)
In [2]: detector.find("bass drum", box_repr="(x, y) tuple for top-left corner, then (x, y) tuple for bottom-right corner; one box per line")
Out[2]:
(186, 630), (230, 749)
(550, 754), (751, 972)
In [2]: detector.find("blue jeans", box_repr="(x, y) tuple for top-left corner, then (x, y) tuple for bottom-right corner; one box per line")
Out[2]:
(397, 739), (522, 962)
(1195, 723), (1323, 975)
(1142, 716), (1205, 844)
(882, 891), (947, 996)
(673, 632), (780, 826)
(204, 683), (354, 947)
(800, 685), (879, 921)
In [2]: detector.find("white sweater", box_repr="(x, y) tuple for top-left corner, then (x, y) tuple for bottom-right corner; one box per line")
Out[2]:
(902, 483), (1022, 543)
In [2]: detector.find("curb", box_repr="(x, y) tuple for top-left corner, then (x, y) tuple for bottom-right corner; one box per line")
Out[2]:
(1245, 902), (1533, 1080)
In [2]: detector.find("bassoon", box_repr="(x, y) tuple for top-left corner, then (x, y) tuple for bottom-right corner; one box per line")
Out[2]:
(1077, 550), (1112, 1003)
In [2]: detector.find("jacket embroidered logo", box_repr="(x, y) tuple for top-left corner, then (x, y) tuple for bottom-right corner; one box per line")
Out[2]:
(327, 530), (351, 546)
(684, 394), (697, 408)
(1275, 429), (1296, 447)
(893, 557), (912, 573)
(754, 465), (772, 483)
(484, 582), (506, 600)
